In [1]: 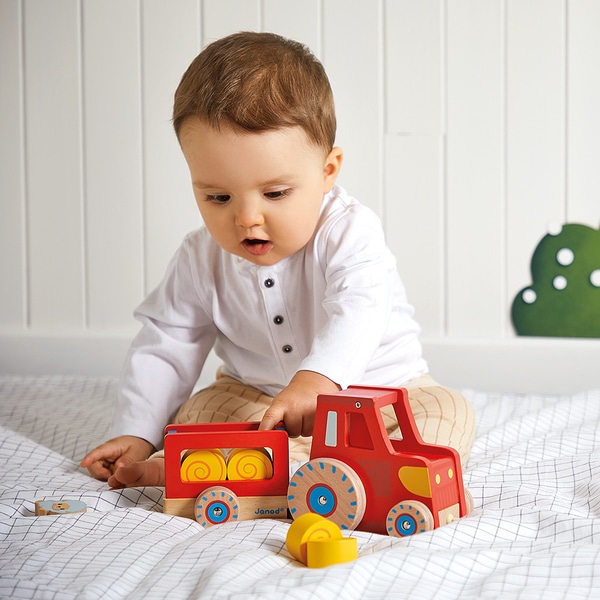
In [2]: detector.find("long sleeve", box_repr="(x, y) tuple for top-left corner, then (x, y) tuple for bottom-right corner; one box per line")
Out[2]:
(110, 237), (217, 448)
(299, 195), (425, 389)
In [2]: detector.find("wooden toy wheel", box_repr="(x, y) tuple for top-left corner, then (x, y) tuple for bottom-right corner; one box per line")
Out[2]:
(386, 500), (434, 537)
(288, 458), (366, 531)
(194, 486), (239, 528)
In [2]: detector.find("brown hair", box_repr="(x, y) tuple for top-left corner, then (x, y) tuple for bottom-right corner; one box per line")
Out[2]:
(173, 31), (336, 153)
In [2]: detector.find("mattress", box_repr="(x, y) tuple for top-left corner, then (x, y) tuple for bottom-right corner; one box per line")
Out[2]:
(1, 375), (600, 599)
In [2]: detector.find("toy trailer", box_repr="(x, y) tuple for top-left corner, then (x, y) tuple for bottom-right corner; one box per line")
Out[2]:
(288, 386), (471, 536)
(163, 422), (289, 527)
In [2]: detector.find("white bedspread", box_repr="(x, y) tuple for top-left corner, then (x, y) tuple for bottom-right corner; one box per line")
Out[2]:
(1, 376), (600, 599)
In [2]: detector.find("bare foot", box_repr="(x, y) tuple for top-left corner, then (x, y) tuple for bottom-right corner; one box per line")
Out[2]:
(108, 457), (165, 489)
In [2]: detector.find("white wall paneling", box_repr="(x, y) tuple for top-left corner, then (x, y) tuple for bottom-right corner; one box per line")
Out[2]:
(82, 0), (144, 330)
(23, 0), (85, 329)
(384, 0), (445, 337)
(0, 0), (25, 329)
(322, 0), (384, 214)
(262, 0), (321, 50)
(203, 0), (261, 42)
(1, 0), (599, 392)
(141, 0), (202, 291)
(385, 135), (445, 337)
(446, 0), (506, 337)
(567, 0), (600, 225)
(505, 0), (566, 324)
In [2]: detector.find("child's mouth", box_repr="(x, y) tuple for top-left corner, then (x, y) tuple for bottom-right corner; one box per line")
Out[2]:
(242, 238), (273, 256)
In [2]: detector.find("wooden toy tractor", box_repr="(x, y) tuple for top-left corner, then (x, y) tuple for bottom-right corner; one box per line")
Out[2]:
(287, 386), (472, 536)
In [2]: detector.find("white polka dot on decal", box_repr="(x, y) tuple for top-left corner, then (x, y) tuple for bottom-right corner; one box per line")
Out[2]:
(591, 270), (600, 288)
(553, 275), (567, 290)
(547, 222), (563, 236)
(556, 248), (574, 266)
(522, 289), (537, 304)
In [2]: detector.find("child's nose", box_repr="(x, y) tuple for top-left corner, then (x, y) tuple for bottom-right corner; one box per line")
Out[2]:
(235, 197), (265, 228)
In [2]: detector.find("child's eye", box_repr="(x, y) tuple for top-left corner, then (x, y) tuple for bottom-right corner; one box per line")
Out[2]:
(264, 189), (291, 200)
(206, 194), (230, 203)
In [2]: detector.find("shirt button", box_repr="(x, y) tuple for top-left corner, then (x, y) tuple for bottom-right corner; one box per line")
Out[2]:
(273, 315), (284, 325)
(282, 344), (293, 353)
(264, 278), (275, 288)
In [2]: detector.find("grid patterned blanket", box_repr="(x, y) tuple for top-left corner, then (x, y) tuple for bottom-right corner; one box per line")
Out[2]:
(1, 376), (600, 599)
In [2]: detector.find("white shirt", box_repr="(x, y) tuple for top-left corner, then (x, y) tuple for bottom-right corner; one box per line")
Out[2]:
(111, 185), (428, 447)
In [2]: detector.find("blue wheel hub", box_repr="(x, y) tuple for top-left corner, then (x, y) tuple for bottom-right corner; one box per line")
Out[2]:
(394, 514), (417, 536)
(206, 501), (230, 524)
(307, 484), (337, 517)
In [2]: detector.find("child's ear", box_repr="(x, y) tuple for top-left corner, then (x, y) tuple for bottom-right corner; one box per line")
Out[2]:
(323, 147), (343, 192)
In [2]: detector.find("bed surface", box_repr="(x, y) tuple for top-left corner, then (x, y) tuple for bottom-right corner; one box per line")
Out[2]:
(1, 375), (600, 599)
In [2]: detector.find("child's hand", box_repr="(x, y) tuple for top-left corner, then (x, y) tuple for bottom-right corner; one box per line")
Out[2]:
(80, 436), (155, 481)
(259, 370), (340, 437)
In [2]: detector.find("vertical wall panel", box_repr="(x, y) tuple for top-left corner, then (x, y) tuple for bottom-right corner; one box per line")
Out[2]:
(385, 0), (443, 135)
(568, 0), (600, 226)
(505, 0), (566, 316)
(263, 0), (321, 53)
(203, 0), (260, 42)
(82, 0), (144, 330)
(142, 0), (202, 292)
(322, 0), (383, 214)
(0, 0), (26, 329)
(384, 0), (445, 336)
(446, 0), (505, 337)
(385, 136), (444, 336)
(23, 0), (84, 329)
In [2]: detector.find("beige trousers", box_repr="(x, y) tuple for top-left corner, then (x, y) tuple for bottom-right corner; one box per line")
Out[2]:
(171, 372), (476, 466)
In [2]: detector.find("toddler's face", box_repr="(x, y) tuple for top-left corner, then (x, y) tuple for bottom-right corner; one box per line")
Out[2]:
(180, 119), (342, 266)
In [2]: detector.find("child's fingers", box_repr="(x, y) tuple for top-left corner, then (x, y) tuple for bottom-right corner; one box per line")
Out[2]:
(258, 412), (279, 431)
(80, 458), (113, 481)
(259, 404), (285, 432)
(80, 443), (123, 480)
(80, 442), (119, 467)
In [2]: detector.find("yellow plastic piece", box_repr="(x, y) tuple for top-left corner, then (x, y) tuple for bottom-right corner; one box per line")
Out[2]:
(306, 537), (358, 568)
(286, 513), (343, 564)
(227, 447), (273, 481)
(398, 465), (431, 498)
(180, 448), (227, 482)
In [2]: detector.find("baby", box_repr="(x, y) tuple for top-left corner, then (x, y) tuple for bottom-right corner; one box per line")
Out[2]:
(81, 31), (475, 489)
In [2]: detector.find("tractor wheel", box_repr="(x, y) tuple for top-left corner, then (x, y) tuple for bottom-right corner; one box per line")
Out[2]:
(385, 500), (434, 537)
(194, 486), (239, 528)
(288, 458), (366, 531)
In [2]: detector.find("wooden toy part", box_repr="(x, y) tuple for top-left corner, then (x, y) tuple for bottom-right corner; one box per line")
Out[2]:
(180, 448), (227, 482)
(286, 513), (342, 564)
(35, 499), (87, 516)
(385, 500), (434, 537)
(164, 422), (289, 502)
(306, 386), (469, 535)
(288, 458), (366, 531)
(464, 489), (475, 514)
(194, 486), (239, 527)
(306, 537), (358, 568)
(227, 447), (273, 481)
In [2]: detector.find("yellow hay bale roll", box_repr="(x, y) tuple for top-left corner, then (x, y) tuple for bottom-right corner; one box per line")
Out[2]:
(306, 537), (358, 568)
(286, 513), (343, 564)
(226, 447), (274, 481)
(180, 448), (227, 482)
